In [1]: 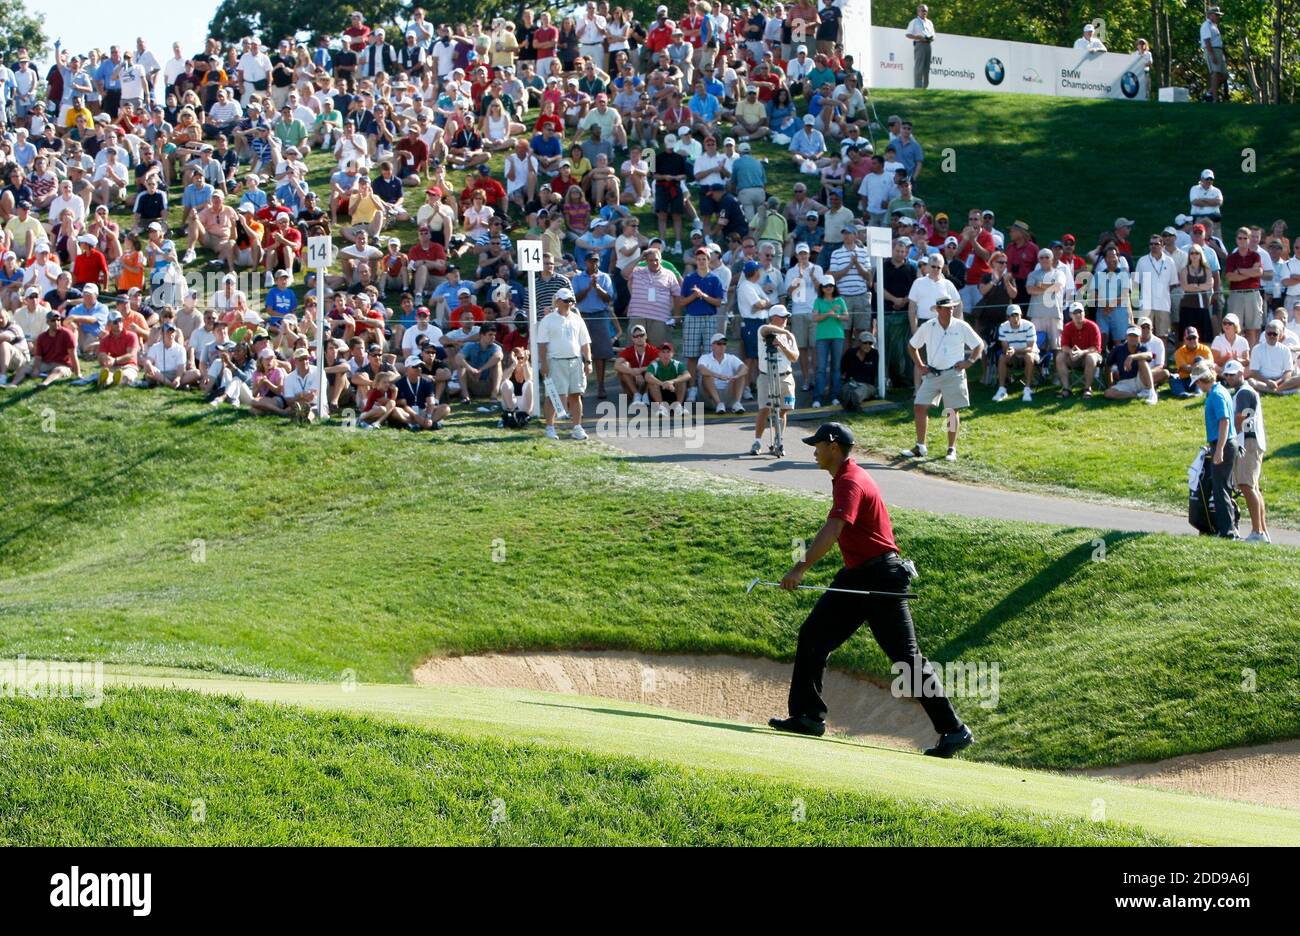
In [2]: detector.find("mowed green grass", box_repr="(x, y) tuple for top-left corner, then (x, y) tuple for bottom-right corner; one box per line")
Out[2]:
(1, 387), (1298, 771)
(0, 686), (1173, 846)
(844, 379), (1300, 525)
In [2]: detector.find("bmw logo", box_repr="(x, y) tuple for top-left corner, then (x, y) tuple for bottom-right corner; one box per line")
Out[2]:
(985, 58), (1005, 86)
(1120, 71), (1140, 98)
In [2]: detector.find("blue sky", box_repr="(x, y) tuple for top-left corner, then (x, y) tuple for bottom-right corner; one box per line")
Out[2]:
(27, 0), (220, 64)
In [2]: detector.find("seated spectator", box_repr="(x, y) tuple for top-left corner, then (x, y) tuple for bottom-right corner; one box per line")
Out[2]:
(1172, 326), (1213, 398)
(11, 309), (79, 387)
(1103, 325), (1159, 405)
(142, 322), (200, 389)
(695, 332), (748, 413)
(992, 305), (1038, 403)
(1212, 313), (1249, 368)
(455, 322), (504, 403)
(1056, 302), (1103, 398)
(95, 310), (140, 387)
(839, 330), (880, 410)
(394, 353), (451, 430)
(1247, 320), (1300, 394)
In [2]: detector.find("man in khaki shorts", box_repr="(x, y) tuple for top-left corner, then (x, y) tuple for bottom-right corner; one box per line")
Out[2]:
(750, 305), (799, 456)
(1223, 359), (1271, 543)
(902, 296), (984, 462)
(536, 288), (593, 441)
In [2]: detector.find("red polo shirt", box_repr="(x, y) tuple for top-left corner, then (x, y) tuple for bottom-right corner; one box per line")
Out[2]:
(828, 458), (897, 568)
(1061, 317), (1102, 353)
(1225, 248), (1262, 291)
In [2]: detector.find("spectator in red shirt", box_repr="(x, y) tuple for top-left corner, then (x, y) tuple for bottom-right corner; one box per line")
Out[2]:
(263, 213), (302, 279)
(13, 310), (79, 387)
(645, 8), (676, 59)
(343, 12), (371, 52)
(395, 126), (429, 185)
(1225, 225), (1265, 345)
(1056, 301), (1104, 398)
(96, 311), (140, 387)
(957, 207), (995, 311)
(460, 165), (508, 215)
(448, 288), (486, 329)
(71, 235), (110, 291)
(1003, 220), (1038, 295)
(408, 227), (449, 301)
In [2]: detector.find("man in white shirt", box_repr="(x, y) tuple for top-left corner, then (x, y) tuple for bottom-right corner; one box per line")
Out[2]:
(1188, 169), (1223, 232)
(750, 305), (799, 456)
(902, 296), (984, 462)
(1248, 320), (1300, 394)
(1024, 248), (1069, 350)
(1201, 7), (1226, 102)
(696, 332), (748, 413)
(283, 348), (323, 416)
(1073, 23), (1106, 53)
(1133, 234), (1179, 340)
(401, 306), (444, 356)
(904, 5), (935, 89)
(992, 304), (1037, 403)
(858, 155), (896, 227)
(142, 323), (199, 388)
(577, 2), (608, 66)
(535, 288), (592, 440)
(907, 253), (961, 332)
(784, 243), (827, 390)
(1137, 317), (1170, 388)
(237, 40), (272, 107)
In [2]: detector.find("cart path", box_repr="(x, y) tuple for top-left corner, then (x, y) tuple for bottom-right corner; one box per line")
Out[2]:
(590, 407), (1300, 545)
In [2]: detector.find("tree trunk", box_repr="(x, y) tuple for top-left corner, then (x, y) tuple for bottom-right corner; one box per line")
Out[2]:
(1272, 0), (1284, 104)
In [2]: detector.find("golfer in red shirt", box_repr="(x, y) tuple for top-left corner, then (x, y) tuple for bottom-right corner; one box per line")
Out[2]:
(768, 422), (973, 758)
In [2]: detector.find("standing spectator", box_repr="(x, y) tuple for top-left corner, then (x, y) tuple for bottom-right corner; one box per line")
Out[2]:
(536, 288), (592, 439)
(572, 251), (617, 398)
(1225, 226), (1265, 346)
(905, 5), (935, 89)
(810, 279), (849, 407)
(1134, 233), (1179, 341)
(1188, 169), (1224, 232)
(1024, 248), (1068, 351)
(1200, 7), (1226, 102)
(902, 297), (984, 462)
(626, 248), (680, 347)
(1092, 244), (1131, 349)
(750, 305), (799, 455)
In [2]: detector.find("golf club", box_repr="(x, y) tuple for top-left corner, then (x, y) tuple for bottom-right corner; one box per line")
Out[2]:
(745, 577), (917, 600)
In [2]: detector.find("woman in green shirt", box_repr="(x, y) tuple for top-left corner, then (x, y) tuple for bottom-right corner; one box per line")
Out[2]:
(811, 280), (849, 406)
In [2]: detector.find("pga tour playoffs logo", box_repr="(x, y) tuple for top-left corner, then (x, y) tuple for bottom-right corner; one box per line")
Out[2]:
(984, 57), (1006, 85)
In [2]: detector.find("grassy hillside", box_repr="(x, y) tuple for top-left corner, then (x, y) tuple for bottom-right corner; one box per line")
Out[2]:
(864, 91), (1300, 241)
(1, 387), (1297, 770)
(0, 686), (1174, 846)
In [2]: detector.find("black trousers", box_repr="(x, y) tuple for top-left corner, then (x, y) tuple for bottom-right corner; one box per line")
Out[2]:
(788, 554), (962, 735)
(1211, 442), (1238, 537)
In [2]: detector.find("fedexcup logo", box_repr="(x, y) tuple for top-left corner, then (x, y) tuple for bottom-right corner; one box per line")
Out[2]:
(1120, 71), (1140, 98)
(985, 58), (1005, 85)
(50, 867), (152, 916)
(1021, 67), (1043, 85)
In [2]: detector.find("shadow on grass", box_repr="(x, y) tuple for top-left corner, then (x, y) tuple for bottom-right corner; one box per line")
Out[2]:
(521, 699), (904, 753)
(934, 530), (1147, 660)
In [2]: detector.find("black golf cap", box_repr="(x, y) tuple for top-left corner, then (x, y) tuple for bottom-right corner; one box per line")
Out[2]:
(803, 422), (855, 448)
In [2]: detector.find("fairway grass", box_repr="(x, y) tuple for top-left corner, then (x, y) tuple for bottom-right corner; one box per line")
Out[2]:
(1, 388), (1298, 774)
(15, 669), (1300, 846)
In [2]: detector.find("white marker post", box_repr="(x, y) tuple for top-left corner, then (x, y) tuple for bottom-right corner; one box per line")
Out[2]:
(306, 235), (333, 420)
(517, 239), (544, 417)
(866, 226), (893, 400)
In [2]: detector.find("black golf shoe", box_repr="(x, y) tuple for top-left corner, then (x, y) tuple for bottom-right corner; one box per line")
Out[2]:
(767, 715), (827, 737)
(923, 725), (974, 758)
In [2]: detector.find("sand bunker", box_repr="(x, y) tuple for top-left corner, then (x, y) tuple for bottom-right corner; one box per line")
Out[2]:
(414, 650), (1299, 810)
(1082, 740), (1300, 811)
(413, 650), (934, 751)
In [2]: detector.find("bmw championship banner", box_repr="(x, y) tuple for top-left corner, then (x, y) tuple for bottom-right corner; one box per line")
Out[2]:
(861, 25), (1149, 101)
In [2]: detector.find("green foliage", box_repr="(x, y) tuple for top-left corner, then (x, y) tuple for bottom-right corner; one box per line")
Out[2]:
(0, 0), (49, 60)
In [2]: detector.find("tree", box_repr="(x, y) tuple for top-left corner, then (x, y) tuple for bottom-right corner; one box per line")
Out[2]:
(0, 0), (50, 60)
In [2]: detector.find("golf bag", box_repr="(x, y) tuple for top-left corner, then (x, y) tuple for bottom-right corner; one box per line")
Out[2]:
(1188, 446), (1240, 535)
(763, 333), (785, 457)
